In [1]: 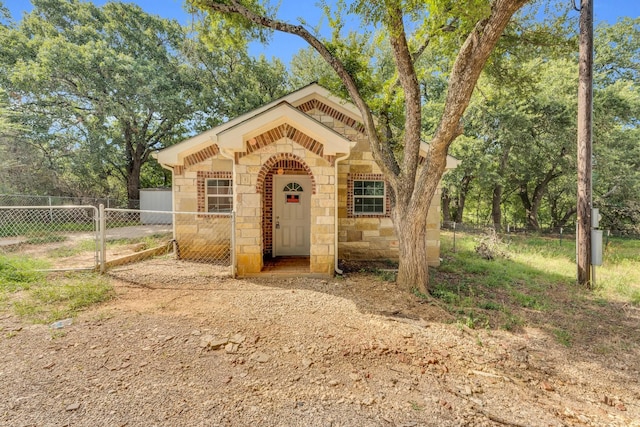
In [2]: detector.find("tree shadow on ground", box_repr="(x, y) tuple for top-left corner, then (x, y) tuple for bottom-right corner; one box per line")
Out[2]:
(248, 253), (640, 393)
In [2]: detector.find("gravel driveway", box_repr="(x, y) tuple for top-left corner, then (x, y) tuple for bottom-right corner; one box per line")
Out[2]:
(1, 259), (638, 426)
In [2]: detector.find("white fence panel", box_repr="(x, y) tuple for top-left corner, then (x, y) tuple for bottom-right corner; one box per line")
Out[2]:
(139, 189), (172, 225)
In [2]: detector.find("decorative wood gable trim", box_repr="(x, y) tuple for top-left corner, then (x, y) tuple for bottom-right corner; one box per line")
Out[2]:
(235, 123), (335, 165)
(297, 99), (366, 134)
(183, 144), (220, 168)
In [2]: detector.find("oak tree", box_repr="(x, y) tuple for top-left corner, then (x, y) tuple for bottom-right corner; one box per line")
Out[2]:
(189, 0), (529, 292)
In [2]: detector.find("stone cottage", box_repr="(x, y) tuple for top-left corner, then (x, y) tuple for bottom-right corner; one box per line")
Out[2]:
(154, 83), (458, 276)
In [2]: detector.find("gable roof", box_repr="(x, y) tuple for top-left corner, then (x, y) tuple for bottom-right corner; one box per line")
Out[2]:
(154, 82), (460, 170)
(216, 101), (354, 155)
(155, 83), (361, 166)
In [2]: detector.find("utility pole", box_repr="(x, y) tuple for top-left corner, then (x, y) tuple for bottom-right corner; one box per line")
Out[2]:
(576, 0), (593, 287)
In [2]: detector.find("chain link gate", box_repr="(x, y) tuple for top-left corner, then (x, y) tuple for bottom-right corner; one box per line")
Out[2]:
(0, 205), (99, 271)
(0, 204), (235, 274)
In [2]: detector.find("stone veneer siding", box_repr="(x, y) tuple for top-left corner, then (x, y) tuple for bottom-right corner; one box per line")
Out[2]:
(234, 139), (336, 276)
(301, 107), (441, 266)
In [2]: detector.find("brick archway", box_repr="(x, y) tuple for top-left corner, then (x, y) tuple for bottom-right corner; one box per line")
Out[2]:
(258, 154), (316, 257)
(256, 153), (316, 195)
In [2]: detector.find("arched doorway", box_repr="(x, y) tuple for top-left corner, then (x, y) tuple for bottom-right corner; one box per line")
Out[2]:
(257, 154), (316, 261)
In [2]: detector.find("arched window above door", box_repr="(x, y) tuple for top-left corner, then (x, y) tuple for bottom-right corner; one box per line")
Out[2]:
(283, 182), (304, 192)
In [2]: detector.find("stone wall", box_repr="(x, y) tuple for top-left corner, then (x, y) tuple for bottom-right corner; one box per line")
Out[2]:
(304, 107), (442, 267)
(171, 159), (233, 261)
(173, 139), (337, 276)
(236, 139), (336, 276)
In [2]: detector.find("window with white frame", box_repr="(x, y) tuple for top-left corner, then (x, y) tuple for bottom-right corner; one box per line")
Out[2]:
(206, 179), (233, 212)
(353, 180), (385, 214)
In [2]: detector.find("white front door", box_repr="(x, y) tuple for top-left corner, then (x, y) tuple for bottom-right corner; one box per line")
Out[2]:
(273, 175), (311, 256)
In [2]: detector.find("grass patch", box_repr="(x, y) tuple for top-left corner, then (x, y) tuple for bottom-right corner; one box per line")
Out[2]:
(0, 255), (49, 292)
(372, 269), (397, 282)
(48, 239), (97, 258)
(0, 254), (113, 323)
(553, 328), (573, 347)
(27, 273), (114, 322)
(510, 290), (547, 310)
(440, 231), (640, 305)
(478, 300), (503, 311)
(630, 290), (640, 306)
(434, 231), (640, 353)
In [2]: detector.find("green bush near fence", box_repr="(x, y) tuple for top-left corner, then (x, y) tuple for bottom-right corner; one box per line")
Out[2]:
(0, 255), (49, 291)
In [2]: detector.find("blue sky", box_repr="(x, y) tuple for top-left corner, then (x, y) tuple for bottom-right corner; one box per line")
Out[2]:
(3, 0), (639, 64)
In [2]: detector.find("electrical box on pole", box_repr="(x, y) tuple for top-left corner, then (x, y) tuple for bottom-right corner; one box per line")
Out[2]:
(591, 208), (603, 267)
(591, 229), (603, 266)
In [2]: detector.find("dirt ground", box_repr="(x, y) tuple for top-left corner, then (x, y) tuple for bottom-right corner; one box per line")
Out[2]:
(1, 259), (639, 427)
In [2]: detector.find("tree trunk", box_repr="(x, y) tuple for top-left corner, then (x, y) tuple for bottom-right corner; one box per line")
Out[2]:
(454, 174), (473, 223)
(492, 144), (510, 231)
(491, 184), (503, 230)
(553, 206), (577, 228)
(529, 183), (547, 230)
(125, 135), (146, 209)
(394, 205), (429, 294)
(518, 183), (539, 230)
(520, 166), (560, 231)
(526, 208), (540, 230)
(392, 165), (443, 295)
(441, 188), (452, 223)
(126, 159), (142, 209)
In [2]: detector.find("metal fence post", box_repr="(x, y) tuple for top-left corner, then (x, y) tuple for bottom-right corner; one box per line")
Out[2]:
(99, 204), (106, 273)
(231, 211), (236, 277)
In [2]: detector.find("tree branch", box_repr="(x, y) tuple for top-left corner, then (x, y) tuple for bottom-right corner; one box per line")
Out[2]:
(418, 0), (529, 190)
(191, 0), (400, 185)
(384, 5), (422, 204)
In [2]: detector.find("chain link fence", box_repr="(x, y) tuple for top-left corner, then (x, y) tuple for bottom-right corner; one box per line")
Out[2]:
(101, 208), (233, 272)
(0, 193), (131, 209)
(442, 220), (639, 240)
(0, 205), (99, 271)
(441, 221), (577, 235)
(0, 204), (234, 273)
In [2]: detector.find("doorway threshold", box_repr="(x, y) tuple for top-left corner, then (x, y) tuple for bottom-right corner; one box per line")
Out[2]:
(239, 256), (331, 278)
(262, 256), (310, 273)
